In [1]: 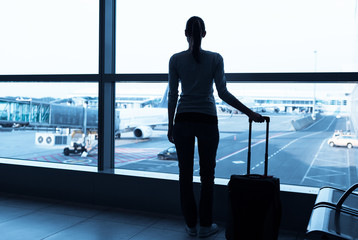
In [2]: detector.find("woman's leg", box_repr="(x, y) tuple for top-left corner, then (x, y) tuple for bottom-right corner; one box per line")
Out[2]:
(196, 123), (219, 227)
(173, 122), (197, 227)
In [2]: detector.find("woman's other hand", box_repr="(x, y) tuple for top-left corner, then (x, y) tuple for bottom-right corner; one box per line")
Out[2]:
(167, 128), (175, 144)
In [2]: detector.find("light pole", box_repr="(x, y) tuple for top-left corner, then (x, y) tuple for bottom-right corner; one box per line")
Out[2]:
(312, 50), (317, 119)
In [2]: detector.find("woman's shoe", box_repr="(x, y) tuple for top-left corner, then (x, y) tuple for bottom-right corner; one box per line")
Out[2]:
(198, 223), (219, 238)
(185, 225), (197, 236)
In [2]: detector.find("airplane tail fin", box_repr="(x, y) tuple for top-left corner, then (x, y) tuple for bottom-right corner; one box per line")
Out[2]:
(157, 85), (168, 108)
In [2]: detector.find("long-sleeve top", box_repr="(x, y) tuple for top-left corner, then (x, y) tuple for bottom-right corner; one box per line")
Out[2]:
(168, 50), (246, 116)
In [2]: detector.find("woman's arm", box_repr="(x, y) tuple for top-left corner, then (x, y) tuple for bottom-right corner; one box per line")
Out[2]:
(168, 56), (179, 143)
(214, 55), (264, 122)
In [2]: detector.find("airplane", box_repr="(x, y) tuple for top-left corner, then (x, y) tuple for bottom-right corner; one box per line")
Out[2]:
(114, 87), (168, 139)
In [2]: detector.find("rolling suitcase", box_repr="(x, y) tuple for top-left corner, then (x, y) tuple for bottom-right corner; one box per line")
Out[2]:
(226, 116), (281, 240)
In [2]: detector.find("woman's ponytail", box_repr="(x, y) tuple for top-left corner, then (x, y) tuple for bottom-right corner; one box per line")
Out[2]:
(186, 16), (205, 63)
(192, 20), (202, 63)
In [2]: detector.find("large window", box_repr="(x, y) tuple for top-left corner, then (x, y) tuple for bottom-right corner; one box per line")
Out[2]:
(113, 82), (357, 189)
(1, 0), (358, 192)
(0, 0), (99, 74)
(116, 0), (358, 73)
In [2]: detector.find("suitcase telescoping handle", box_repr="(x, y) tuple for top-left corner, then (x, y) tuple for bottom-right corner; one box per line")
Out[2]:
(247, 116), (270, 176)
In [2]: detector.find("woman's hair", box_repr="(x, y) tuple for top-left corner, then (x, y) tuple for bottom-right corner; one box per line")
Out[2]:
(186, 16), (205, 63)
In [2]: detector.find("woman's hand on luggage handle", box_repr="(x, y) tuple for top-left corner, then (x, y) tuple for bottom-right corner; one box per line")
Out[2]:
(250, 112), (265, 123)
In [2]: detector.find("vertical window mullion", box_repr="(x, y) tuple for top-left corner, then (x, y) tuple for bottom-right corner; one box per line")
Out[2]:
(98, 0), (116, 171)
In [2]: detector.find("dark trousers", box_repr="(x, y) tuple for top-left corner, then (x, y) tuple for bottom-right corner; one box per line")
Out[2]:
(173, 121), (219, 227)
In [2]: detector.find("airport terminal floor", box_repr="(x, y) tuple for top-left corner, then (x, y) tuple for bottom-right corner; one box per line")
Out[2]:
(0, 192), (304, 240)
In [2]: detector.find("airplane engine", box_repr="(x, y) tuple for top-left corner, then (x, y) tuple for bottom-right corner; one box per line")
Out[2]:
(133, 126), (153, 138)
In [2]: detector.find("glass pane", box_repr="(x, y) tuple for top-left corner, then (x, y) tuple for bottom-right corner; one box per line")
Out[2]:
(114, 82), (358, 190)
(114, 82), (169, 169)
(0, 82), (98, 167)
(116, 0), (358, 73)
(0, 0), (99, 74)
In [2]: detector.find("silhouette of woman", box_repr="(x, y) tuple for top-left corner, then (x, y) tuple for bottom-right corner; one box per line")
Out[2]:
(167, 16), (264, 238)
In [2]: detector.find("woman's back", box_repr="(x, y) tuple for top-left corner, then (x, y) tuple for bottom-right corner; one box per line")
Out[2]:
(169, 49), (224, 116)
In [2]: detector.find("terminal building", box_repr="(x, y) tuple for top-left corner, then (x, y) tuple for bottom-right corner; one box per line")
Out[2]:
(0, 93), (353, 128)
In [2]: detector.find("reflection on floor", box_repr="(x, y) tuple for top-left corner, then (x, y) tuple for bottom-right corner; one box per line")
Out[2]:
(0, 193), (306, 240)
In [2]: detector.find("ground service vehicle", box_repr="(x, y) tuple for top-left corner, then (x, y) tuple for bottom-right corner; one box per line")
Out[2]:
(157, 146), (177, 160)
(328, 135), (358, 149)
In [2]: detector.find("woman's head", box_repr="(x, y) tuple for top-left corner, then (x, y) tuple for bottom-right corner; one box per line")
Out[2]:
(185, 16), (206, 63)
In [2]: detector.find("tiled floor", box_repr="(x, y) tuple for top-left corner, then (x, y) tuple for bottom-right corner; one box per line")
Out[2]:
(0, 193), (305, 240)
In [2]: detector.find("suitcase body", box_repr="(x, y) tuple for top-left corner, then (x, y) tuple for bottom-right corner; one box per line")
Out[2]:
(226, 117), (281, 240)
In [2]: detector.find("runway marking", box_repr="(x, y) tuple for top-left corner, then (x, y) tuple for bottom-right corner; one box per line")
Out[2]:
(303, 177), (345, 188)
(201, 116), (342, 176)
(31, 148), (161, 166)
(49, 154), (64, 163)
(312, 158), (347, 165)
(232, 160), (245, 164)
(63, 159), (92, 164)
(300, 117), (348, 186)
(250, 130), (322, 171)
(300, 151), (350, 188)
(300, 139), (327, 184)
(326, 116), (337, 130)
(305, 172), (347, 178)
(213, 130), (306, 172)
(249, 116), (336, 172)
(347, 148), (351, 186)
(217, 131), (297, 164)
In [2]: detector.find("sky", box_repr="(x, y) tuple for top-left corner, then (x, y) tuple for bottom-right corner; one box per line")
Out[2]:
(0, 0), (357, 98)
(1, 0), (358, 74)
(116, 0), (358, 73)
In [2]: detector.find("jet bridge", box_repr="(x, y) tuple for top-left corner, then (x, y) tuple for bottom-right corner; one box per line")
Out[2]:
(0, 98), (98, 129)
(0, 98), (50, 127)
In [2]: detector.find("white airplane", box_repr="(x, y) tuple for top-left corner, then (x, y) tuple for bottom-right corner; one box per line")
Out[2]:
(114, 87), (168, 139)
